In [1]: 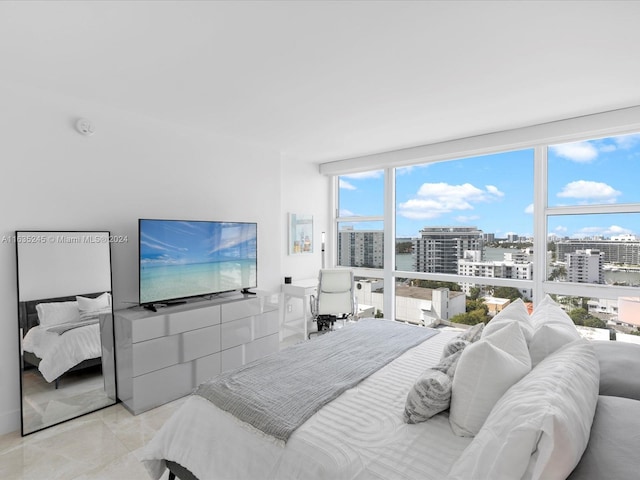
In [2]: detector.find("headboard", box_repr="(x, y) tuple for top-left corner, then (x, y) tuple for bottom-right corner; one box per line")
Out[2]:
(18, 291), (109, 335)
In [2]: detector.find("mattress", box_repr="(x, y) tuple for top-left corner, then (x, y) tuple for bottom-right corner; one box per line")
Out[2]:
(142, 327), (472, 480)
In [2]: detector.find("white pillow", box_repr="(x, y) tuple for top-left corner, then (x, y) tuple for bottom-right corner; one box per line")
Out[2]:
(482, 298), (533, 344)
(531, 294), (574, 328)
(529, 322), (580, 367)
(77, 292), (112, 321)
(36, 301), (81, 326)
(449, 321), (531, 436)
(447, 339), (599, 480)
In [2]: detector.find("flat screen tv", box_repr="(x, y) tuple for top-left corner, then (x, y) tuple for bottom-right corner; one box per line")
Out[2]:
(138, 219), (257, 306)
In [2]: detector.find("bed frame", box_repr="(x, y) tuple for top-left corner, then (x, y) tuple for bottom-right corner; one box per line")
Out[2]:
(166, 460), (198, 480)
(19, 291), (107, 388)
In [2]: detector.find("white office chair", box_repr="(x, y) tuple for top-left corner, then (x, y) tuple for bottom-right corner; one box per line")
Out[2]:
(309, 269), (357, 338)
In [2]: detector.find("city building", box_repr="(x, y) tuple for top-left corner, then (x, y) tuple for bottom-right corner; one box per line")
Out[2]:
(338, 229), (384, 268)
(556, 239), (640, 265)
(617, 297), (640, 328)
(565, 249), (604, 284)
(457, 250), (533, 298)
(353, 279), (466, 326)
(413, 226), (484, 274)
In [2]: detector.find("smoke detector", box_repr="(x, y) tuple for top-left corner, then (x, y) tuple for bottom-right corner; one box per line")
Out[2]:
(76, 118), (95, 136)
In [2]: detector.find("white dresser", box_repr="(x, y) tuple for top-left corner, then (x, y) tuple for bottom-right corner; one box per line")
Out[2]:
(115, 293), (279, 415)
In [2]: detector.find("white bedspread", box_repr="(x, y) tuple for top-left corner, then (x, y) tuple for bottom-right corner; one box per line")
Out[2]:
(142, 328), (472, 480)
(22, 323), (102, 383)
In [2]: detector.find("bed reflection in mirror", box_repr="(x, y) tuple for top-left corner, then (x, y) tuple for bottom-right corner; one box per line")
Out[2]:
(16, 231), (117, 435)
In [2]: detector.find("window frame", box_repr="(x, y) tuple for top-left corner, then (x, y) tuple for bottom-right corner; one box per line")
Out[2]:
(326, 107), (640, 316)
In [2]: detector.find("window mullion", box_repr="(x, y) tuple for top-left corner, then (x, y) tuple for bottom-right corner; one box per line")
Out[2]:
(384, 167), (395, 321)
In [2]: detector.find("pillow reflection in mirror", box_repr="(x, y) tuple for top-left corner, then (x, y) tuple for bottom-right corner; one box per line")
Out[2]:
(36, 301), (81, 327)
(77, 292), (112, 321)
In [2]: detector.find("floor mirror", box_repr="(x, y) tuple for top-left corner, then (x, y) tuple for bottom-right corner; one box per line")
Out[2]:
(16, 231), (117, 436)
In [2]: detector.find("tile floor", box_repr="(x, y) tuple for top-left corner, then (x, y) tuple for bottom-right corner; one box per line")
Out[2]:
(1, 334), (307, 480)
(0, 396), (187, 480)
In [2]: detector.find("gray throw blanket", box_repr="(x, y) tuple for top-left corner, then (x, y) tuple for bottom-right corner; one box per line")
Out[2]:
(195, 318), (439, 443)
(46, 318), (99, 335)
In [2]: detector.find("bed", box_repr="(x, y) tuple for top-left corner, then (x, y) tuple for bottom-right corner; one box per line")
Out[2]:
(142, 300), (640, 480)
(19, 291), (111, 387)
(142, 319), (472, 480)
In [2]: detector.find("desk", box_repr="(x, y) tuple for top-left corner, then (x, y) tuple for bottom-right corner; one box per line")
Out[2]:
(280, 278), (317, 340)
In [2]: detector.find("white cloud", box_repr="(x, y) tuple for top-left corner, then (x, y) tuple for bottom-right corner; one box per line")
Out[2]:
(339, 179), (357, 190)
(485, 185), (504, 197)
(524, 203), (534, 214)
(557, 180), (621, 203)
(549, 141), (598, 163)
(455, 215), (480, 222)
(550, 133), (640, 164)
(572, 224), (634, 238)
(613, 133), (640, 150)
(339, 209), (355, 217)
(605, 225), (633, 236)
(398, 182), (504, 220)
(555, 225), (568, 233)
(341, 170), (383, 180)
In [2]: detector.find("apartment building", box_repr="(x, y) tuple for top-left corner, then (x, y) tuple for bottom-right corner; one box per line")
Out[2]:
(413, 226), (484, 274)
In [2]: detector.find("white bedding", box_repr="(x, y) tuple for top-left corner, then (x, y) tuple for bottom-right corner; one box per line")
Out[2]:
(22, 322), (102, 383)
(142, 328), (472, 480)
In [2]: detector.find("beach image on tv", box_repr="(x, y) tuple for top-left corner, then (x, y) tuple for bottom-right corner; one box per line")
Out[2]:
(139, 220), (257, 304)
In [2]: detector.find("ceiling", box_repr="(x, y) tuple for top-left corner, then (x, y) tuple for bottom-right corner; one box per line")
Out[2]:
(1, 1), (640, 164)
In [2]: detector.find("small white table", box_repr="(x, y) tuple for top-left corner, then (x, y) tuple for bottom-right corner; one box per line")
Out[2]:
(280, 278), (317, 340)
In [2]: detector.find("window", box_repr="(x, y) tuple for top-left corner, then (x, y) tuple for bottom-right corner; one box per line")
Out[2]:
(337, 170), (384, 269)
(548, 213), (640, 286)
(392, 150), (534, 322)
(328, 124), (640, 341)
(548, 133), (640, 207)
(336, 170), (387, 315)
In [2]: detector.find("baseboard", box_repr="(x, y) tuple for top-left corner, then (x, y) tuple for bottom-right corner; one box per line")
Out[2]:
(0, 408), (20, 436)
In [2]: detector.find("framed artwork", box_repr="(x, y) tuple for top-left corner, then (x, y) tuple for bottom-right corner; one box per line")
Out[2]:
(288, 213), (314, 255)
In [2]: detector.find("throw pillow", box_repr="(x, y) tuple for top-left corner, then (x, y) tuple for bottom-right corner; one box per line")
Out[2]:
(442, 322), (483, 359)
(403, 349), (464, 423)
(458, 322), (485, 343)
(403, 369), (452, 424)
(449, 321), (531, 437)
(529, 322), (580, 367)
(530, 294), (574, 328)
(447, 339), (599, 480)
(481, 298), (533, 344)
(442, 338), (470, 359)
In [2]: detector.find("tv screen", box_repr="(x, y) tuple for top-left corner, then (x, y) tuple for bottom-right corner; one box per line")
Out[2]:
(138, 219), (257, 305)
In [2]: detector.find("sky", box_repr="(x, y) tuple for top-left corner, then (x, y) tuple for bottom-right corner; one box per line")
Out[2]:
(338, 133), (640, 240)
(139, 220), (257, 265)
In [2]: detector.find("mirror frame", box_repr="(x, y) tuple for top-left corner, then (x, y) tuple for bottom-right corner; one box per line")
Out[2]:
(15, 230), (118, 436)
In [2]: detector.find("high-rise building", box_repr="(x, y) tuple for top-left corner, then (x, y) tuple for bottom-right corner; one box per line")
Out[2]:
(412, 226), (483, 274)
(565, 249), (604, 284)
(338, 229), (384, 268)
(556, 239), (640, 265)
(457, 251), (533, 298)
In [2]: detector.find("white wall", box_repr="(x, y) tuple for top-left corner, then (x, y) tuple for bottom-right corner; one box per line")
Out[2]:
(279, 154), (331, 336)
(0, 83), (287, 434)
